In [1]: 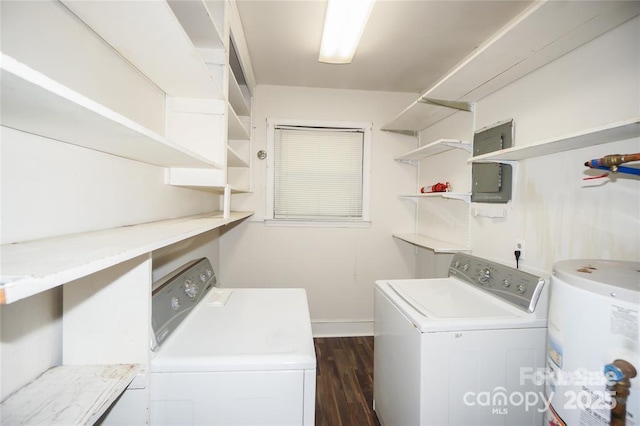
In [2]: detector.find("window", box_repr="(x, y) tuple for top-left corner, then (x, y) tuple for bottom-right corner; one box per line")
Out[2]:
(266, 119), (371, 226)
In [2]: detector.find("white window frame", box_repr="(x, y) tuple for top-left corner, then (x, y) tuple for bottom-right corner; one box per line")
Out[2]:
(266, 118), (372, 227)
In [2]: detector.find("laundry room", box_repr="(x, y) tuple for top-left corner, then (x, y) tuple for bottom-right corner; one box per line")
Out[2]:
(1, 1), (638, 425)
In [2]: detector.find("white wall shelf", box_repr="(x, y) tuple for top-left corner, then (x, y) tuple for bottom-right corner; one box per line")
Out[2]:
(61, 0), (225, 99)
(395, 139), (471, 165)
(0, 211), (253, 305)
(167, 0), (226, 52)
(400, 193), (472, 203)
(0, 364), (139, 425)
(228, 145), (250, 167)
(469, 117), (640, 163)
(228, 68), (251, 117)
(392, 233), (471, 254)
(228, 108), (251, 140)
(0, 54), (222, 169)
(383, 1), (640, 132)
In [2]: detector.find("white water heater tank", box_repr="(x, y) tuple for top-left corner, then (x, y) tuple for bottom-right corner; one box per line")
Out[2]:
(545, 259), (639, 426)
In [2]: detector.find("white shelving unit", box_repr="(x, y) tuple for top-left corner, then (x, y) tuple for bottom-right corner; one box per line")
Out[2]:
(1, 2), (257, 422)
(224, 32), (253, 193)
(0, 54), (222, 169)
(395, 139), (471, 165)
(62, 0), (254, 195)
(61, 0), (225, 99)
(0, 211), (253, 305)
(395, 138), (472, 253)
(383, 1), (640, 133)
(469, 117), (640, 163)
(392, 233), (470, 254)
(0, 364), (140, 425)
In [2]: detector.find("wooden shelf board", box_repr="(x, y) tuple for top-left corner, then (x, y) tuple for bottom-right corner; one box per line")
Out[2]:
(228, 108), (250, 140)
(0, 211), (254, 304)
(396, 139), (471, 163)
(399, 193), (471, 203)
(61, 0), (224, 99)
(167, 0), (225, 51)
(168, 184), (251, 194)
(392, 233), (470, 253)
(228, 69), (251, 117)
(0, 54), (221, 169)
(227, 145), (250, 167)
(382, 101), (460, 133)
(470, 118), (640, 162)
(0, 364), (139, 425)
(383, 1), (640, 132)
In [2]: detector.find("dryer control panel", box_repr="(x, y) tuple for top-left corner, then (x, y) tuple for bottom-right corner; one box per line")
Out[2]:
(448, 253), (545, 313)
(150, 258), (216, 351)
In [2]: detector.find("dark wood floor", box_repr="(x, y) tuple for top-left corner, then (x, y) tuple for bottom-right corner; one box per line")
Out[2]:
(314, 337), (382, 426)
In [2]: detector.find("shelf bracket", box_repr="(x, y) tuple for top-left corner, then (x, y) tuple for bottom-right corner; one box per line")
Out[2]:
(442, 140), (473, 153)
(395, 159), (419, 166)
(381, 129), (418, 137)
(419, 97), (473, 112)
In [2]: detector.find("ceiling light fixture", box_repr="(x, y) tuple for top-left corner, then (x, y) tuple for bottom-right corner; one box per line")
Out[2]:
(318, 0), (375, 64)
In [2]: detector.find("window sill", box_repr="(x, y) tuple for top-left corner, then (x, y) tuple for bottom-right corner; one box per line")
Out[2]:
(264, 219), (371, 228)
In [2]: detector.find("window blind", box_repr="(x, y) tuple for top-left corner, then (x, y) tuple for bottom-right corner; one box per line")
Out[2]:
(274, 126), (364, 220)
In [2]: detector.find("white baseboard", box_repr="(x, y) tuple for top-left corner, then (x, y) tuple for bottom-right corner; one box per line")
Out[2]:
(311, 320), (374, 338)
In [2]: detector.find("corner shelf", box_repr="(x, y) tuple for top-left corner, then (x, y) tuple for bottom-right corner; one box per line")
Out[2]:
(392, 233), (471, 254)
(395, 139), (472, 165)
(0, 364), (139, 425)
(469, 117), (640, 163)
(400, 193), (471, 203)
(0, 211), (254, 304)
(61, 0), (225, 99)
(383, 1), (640, 132)
(0, 54), (222, 169)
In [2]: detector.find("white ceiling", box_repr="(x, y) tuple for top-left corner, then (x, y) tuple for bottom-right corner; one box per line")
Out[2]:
(235, 0), (534, 94)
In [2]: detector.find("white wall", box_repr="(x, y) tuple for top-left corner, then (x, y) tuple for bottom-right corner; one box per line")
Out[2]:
(220, 85), (417, 335)
(0, 2), (221, 399)
(419, 16), (640, 274)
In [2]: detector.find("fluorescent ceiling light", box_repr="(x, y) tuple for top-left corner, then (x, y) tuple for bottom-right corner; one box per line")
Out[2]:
(319, 0), (375, 64)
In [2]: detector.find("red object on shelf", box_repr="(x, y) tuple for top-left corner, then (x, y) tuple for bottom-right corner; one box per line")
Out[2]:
(420, 182), (451, 193)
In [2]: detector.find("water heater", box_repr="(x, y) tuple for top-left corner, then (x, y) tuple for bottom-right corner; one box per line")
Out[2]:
(545, 259), (639, 426)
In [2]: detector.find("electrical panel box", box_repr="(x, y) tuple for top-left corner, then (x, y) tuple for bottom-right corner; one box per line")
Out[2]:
(472, 120), (513, 203)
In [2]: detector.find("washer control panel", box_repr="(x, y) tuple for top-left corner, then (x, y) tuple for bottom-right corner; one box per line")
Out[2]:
(151, 258), (216, 351)
(448, 253), (545, 313)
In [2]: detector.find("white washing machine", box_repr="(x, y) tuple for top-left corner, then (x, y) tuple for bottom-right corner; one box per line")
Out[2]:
(374, 253), (549, 426)
(545, 259), (639, 426)
(149, 258), (316, 426)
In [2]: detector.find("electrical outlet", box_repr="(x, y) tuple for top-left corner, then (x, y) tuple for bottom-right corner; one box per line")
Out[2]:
(515, 239), (525, 260)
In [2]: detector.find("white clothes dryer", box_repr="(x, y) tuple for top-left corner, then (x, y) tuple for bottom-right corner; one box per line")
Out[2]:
(149, 258), (316, 426)
(374, 253), (549, 426)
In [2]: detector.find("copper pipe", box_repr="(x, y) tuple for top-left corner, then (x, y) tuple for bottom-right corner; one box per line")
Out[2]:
(585, 153), (640, 171)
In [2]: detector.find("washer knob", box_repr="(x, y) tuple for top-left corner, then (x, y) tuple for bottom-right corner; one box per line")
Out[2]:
(183, 279), (198, 299)
(199, 273), (207, 283)
(454, 261), (460, 268)
(478, 267), (491, 284)
(171, 297), (181, 310)
(502, 279), (511, 288)
(462, 264), (469, 272)
(516, 284), (526, 294)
